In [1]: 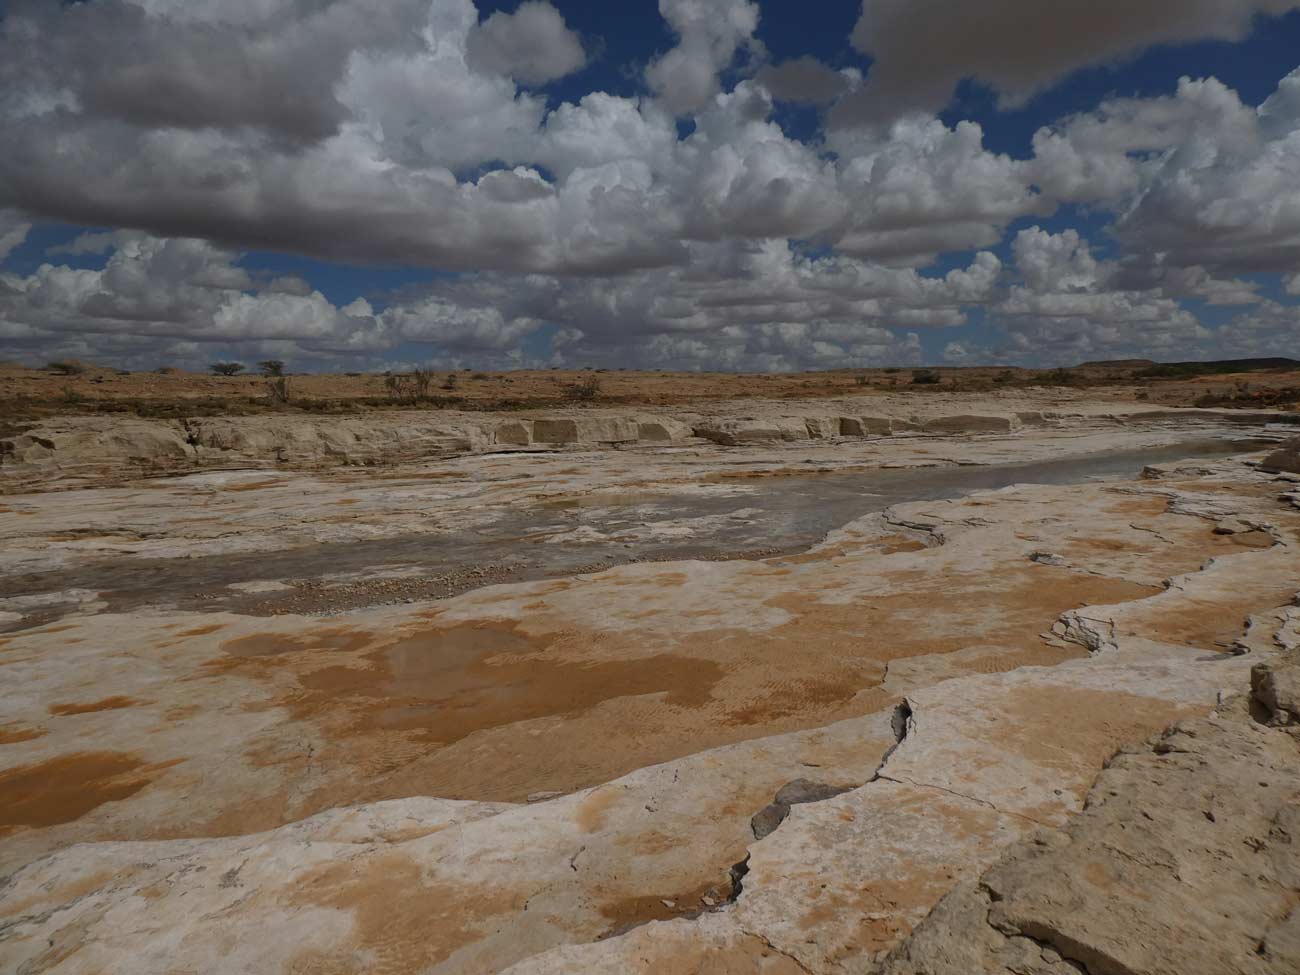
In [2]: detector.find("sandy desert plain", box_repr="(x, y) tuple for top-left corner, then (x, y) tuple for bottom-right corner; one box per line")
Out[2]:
(2, 365), (1300, 975)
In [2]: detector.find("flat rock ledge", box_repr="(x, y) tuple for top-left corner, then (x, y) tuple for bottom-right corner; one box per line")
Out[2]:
(879, 648), (1300, 975)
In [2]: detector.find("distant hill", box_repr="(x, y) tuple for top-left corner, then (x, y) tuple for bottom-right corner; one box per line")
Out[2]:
(1132, 357), (1300, 379)
(1076, 359), (1156, 369)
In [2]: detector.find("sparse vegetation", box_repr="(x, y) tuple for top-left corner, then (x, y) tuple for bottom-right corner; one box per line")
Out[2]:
(5, 359), (1300, 422)
(384, 373), (410, 402)
(441, 373), (458, 391)
(412, 368), (434, 400)
(1135, 358), (1299, 380)
(210, 362), (245, 376)
(258, 360), (285, 377)
(47, 360), (86, 375)
(265, 377), (291, 406)
(911, 369), (941, 385)
(564, 375), (602, 401)
(1193, 386), (1300, 410)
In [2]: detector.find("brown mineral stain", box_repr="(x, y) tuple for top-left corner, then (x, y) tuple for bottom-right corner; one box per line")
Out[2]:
(294, 854), (522, 975)
(292, 621), (722, 749)
(1123, 579), (1300, 650)
(983, 685), (1203, 822)
(0, 723), (47, 744)
(776, 535), (927, 565)
(1224, 530), (1275, 549)
(597, 879), (730, 938)
(222, 627), (373, 658)
(1104, 495), (1170, 517)
(178, 623), (227, 637)
(221, 479), (286, 492)
(0, 752), (180, 830)
(49, 696), (146, 716)
(1084, 861), (1116, 891)
(576, 786), (623, 833)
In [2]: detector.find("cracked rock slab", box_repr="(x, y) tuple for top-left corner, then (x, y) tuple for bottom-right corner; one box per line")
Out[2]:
(878, 681), (1300, 975)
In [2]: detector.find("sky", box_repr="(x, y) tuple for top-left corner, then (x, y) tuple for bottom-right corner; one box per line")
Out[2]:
(1, 0), (1299, 373)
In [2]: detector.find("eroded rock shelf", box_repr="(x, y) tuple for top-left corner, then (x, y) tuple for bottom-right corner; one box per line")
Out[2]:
(1, 394), (1298, 975)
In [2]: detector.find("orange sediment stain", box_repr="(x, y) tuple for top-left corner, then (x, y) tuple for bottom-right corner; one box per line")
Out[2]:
(0, 723), (47, 744)
(0, 752), (182, 831)
(49, 695), (147, 716)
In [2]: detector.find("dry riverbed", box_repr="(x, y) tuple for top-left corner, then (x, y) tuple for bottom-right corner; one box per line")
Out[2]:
(1, 394), (1298, 975)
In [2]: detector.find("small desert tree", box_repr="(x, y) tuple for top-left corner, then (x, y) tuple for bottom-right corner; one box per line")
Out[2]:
(47, 360), (87, 375)
(258, 359), (285, 377)
(265, 376), (291, 405)
(384, 373), (411, 402)
(210, 362), (245, 376)
(412, 368), (433, 400)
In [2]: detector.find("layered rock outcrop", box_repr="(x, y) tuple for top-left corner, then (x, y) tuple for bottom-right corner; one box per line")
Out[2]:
(4, 397), (1290, 493)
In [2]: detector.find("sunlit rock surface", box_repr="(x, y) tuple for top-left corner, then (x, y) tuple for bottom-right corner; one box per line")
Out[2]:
(1, 395), (1298, 974)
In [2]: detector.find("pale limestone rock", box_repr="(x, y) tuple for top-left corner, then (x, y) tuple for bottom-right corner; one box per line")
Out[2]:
(880, 684), (1300, 975)
(532, 417), (639, 444)
(839, 415), (895, 437)
(636, 417), (694, 443)
(923, 414), (1022, 435)
(188, 415), (489, 466)
(494, 420), (533, 446)
(1, 393), (1281, 493)
(1252, 652), (1300, 726)
(692, 418), (811, 445)
(1261, 438), (1300, 475)
(804, 416), (841, 439)
(0, 418), (194, 483)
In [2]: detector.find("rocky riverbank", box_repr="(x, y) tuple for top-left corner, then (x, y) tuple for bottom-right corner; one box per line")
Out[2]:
(3, 390), (1292, 493)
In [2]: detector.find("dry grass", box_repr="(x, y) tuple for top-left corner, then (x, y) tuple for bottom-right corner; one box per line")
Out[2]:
(2, 361), (1299, 419)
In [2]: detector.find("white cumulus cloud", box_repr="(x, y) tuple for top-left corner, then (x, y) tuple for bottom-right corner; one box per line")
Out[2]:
(466, 1), (586, 85)
(842, 0), (1300, 122)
